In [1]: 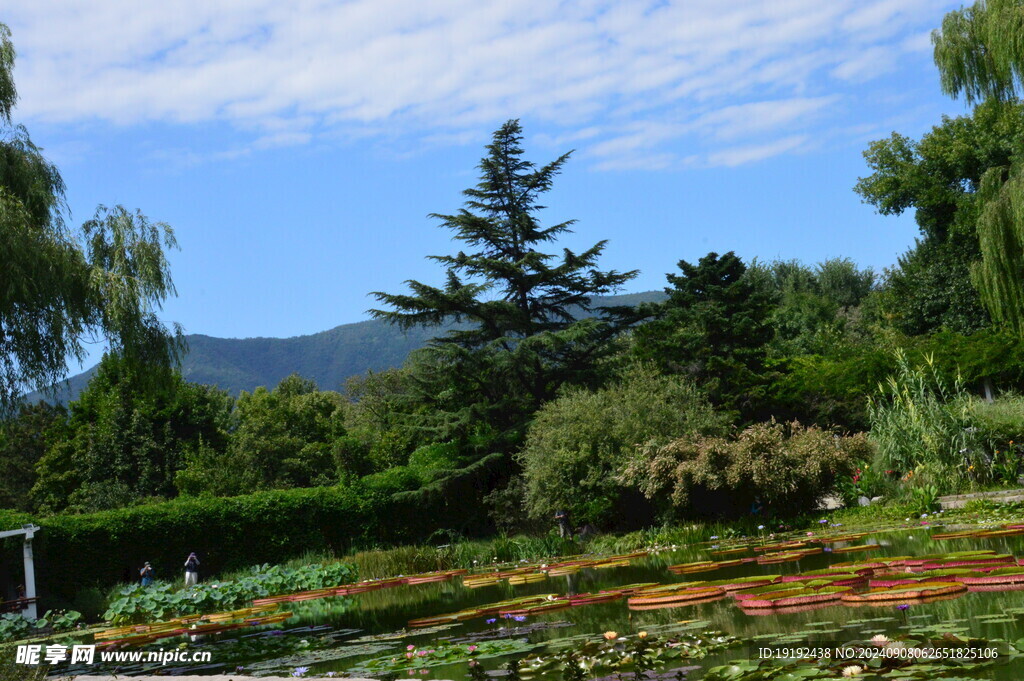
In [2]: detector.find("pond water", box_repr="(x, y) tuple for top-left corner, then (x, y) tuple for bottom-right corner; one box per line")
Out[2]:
(59, 522), (1024, 679)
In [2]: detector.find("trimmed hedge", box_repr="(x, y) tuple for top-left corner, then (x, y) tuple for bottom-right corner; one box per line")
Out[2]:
(0, 454), (510, 609)
(1, 486), (380, 607)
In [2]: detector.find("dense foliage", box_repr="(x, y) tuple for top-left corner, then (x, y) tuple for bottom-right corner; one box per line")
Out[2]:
(176, 374), (346, 496)
(31, 354), (230, 513)
(622, 422), (871, 518)
(104, 561), (356, 624)
(634, 252), (774, 419)
(518, 364), (725, 528)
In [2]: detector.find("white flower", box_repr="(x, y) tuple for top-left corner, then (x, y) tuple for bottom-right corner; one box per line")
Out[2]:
(841, 665), (864, 677)
(870, 634), (890, 646)
(758, 525), (765, 530)
(921, 513), (928, 518)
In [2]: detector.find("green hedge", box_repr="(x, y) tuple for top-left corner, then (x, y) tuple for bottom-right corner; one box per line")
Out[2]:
(0, 486), (381, 608)
(0, 455), (510, 609)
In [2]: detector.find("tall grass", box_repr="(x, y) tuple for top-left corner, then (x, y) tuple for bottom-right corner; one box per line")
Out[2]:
(0, 648), (48, 681)
(867, 350), (982, 490)
(344, 522), (771, 579)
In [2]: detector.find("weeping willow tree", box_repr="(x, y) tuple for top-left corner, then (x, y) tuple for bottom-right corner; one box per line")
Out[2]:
(933, 1), (1024, 334)
(1, 23), (183, 411)
(973, 166), (1024, 333)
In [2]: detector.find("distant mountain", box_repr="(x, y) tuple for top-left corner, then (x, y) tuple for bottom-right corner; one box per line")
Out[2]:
(30, 291), (665, 403)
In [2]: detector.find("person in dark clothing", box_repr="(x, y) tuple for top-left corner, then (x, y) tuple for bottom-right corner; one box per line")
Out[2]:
(554, 509), (571, 538)
(184, 553), (200, 587)
(139, 562), (154, 586)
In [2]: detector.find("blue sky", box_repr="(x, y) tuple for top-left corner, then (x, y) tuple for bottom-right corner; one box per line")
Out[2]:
(6, 0), (972, 369)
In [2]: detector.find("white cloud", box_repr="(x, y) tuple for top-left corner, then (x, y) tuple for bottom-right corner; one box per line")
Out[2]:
(707, 136), (810, 168)
(4, 0), (961, 168)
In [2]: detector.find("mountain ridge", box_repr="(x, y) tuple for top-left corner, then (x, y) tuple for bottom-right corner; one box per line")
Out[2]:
(30, 291), (665, 403)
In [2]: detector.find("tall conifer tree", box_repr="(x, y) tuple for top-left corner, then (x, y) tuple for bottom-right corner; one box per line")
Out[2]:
(371, 120), (636, 441)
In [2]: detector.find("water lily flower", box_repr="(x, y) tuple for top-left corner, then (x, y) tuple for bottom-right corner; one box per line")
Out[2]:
(870, 634), (890, 646)
(709, 536), (719, 540)
(637, 631), (648, 639)
(513, 615), (527, 622)
(806, 532), (814, 536)
(486, 618), (497, 624)
(819, 519), (828, 524)
(896, 604), (910, 611)
(841, 665), (864, 677)
(417, 650), (428, 657)
(408, 645), (416, 650)
(292, 667), (309, 678)
(406, 652), (415, 659)
(420, 670), (429, 675)
(468, 645), (478, 652)
(603, 631), (618, 640)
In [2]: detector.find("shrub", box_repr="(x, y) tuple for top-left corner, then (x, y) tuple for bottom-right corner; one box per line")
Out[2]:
(518, 364), (726, 528)
(623, 421), (871, 518)
(970, 393), (1024, 444)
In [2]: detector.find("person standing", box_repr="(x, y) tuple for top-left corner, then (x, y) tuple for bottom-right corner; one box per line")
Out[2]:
(184, 553), (200, 587)
(139, 562), (154, 586)
(554, 509), (571, 538)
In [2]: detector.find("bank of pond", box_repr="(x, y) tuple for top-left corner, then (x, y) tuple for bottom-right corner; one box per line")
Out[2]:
(12, 513), (1024, 680)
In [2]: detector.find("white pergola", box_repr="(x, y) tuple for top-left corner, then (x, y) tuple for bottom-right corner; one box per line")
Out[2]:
(0, 524), (40, 619)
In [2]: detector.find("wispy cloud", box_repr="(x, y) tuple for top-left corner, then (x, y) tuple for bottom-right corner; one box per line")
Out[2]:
(6, 0), (959, 169)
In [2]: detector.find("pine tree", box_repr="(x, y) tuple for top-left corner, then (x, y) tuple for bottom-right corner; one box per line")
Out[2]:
(632, 251), (774, 418)
(370, 120), (637, 441)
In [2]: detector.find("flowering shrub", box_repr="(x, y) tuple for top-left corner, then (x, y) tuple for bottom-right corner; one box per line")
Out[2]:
(622, 421), (871, 517)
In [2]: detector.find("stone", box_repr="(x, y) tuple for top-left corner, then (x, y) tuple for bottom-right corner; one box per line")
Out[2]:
(870, 496), (884, 504)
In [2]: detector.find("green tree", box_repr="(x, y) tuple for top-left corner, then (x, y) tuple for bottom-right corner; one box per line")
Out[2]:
(931, 2), (1024, 334)
(176, 374), (350, 495)
(749, 258), (876, 357)
(370, 120), (637, 443)
(854, 101), (1024, 334)
(933, 0), (1024, 105)
(31, 354), (230, 513)
(0, 401), (65, 510)
(633, 251), (774, 418)
(0, 23), (181, 411)
(518, 363), (725, 528)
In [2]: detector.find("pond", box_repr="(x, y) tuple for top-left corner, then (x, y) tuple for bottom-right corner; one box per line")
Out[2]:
(54, 518), (1024, 679)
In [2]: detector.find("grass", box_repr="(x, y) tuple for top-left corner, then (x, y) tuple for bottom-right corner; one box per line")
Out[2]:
(0, 648), (49, 681)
